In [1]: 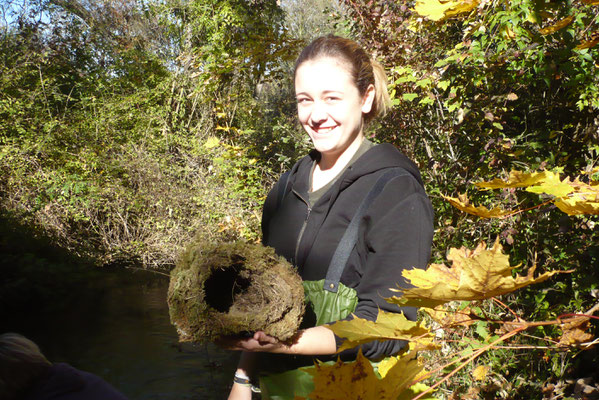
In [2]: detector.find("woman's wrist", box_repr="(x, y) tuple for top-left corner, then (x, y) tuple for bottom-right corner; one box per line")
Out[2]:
(233, 371), (252, 387)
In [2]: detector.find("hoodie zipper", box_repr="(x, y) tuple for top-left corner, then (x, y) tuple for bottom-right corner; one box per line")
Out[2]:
(293, 189), (311, 265)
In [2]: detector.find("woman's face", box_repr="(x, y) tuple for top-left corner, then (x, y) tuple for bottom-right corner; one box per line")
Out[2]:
(295, 57), (374, 162)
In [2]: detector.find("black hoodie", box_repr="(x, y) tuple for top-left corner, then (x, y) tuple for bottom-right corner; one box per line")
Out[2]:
(262, 143), (434, 359)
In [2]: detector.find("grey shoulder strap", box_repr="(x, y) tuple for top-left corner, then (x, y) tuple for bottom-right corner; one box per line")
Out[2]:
(323, 167), (410, 293)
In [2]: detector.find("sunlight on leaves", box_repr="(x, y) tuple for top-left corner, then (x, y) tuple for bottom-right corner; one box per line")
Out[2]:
(414, 0), (479, 21)
(327, 310), (434, 353)
(300, 351), (423, 400)
(389, 239), (567, 308)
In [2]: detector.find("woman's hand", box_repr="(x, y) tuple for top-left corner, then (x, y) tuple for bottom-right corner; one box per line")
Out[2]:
(219, 331), (286, 353)
(218, 326), (337, 355)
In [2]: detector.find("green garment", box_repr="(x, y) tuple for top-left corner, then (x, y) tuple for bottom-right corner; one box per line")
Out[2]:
(259, 279), (358, 400)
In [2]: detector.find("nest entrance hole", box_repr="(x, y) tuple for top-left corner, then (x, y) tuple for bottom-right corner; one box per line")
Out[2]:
(204, 265), (251, 313)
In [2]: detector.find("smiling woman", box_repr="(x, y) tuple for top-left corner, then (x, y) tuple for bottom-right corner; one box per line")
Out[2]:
(225, 35), (434, 400)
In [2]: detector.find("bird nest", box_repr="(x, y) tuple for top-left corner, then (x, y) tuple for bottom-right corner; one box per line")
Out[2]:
(167, 239), (305, 342)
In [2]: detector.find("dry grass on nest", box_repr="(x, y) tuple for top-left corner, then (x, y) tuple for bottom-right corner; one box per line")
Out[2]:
(167, 239), (305, 342)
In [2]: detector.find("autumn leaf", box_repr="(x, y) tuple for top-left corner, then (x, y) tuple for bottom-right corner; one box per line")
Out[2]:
(476, 170), (558, 190)
(558, 304), (599, 348)
(555, 197), (599, 215)
(423, 305), (475, 327)
(327, 310), (434, 353)
(414, 0), (479, 22)
(553, 178), (599, 215)
(539, 16), (574, 35)
(442, 193), (512, 219)
(474, 170), (599, 215)
(525, 175), (575, 198)
(389, 239), (567, 308)
(472, 365), (490, 381)
(576, 37), (599, 50)
(301, 351), (423, 400)
(558, 320), (594, 348)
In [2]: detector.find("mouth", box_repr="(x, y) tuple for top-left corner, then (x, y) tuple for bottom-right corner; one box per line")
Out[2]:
(312, 126), (337, 134)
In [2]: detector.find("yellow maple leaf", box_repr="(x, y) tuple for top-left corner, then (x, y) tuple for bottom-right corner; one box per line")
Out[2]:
(476, 170), (558, 190)
(389, 239), (566, 308)
(414, 0), (479, 21)
(525, 175), (575, 197)
(554, 197), (599, 215)
(553, 178), (599, 215)
(327, 310), (433, 353)
(442, 193), (512, 218)
(303, 351), (423, 400)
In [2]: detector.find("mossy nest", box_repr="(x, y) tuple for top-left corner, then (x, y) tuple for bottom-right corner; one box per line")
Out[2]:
(167, 239), (305, 342)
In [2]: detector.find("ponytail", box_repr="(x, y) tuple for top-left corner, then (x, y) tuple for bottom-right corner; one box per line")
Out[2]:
(368, 59), (391, 123)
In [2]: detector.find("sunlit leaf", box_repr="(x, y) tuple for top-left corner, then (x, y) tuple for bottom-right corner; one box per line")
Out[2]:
(389, 239), (568, 308)
(576, 37), (599, 50)
(525, 176), (575, 197)
(554, 197), (599, 215)
(472, 365), (490, 381)
(558, 316), (595, 348)
(203, 137), (220, 149)
(414, 0), (479, 22)
(327, 310), (433, 352)
(302, 351), (423, 400)
(442, 193), (512, 218)
(476, 170), (558, 189)
(539, 16), (574, 35)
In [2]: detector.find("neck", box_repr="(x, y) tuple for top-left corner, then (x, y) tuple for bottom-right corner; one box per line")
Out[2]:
(312, 134), (364, 191)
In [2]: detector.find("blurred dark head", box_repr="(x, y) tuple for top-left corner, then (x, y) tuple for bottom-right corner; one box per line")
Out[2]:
(0, 333), (51, 400)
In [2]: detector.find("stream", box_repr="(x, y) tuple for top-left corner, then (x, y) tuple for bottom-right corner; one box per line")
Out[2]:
(3, 266), (240, 400)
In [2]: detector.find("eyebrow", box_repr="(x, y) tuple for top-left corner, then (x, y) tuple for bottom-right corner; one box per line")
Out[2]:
(295, 90), (344, 97)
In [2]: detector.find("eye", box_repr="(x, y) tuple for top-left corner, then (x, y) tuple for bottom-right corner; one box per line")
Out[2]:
(325, 96), (340, 103)
(296, 97), (311, 105)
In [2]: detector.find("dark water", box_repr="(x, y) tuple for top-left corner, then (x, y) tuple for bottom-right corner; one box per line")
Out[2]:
(3, 267), (240, 400)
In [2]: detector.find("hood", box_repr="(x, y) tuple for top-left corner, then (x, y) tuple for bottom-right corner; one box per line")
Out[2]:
(290, 143), (424, 196)
(341, 143), (425, 187)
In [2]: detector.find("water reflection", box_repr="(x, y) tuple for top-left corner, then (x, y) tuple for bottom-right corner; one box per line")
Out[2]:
(4, 267), (239, 400)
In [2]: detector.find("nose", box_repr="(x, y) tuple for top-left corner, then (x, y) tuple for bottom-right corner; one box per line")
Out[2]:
(309, 102), (328, 125)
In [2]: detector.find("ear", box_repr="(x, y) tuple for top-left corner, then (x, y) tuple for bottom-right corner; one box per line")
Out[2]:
(361, 84), (375, 114)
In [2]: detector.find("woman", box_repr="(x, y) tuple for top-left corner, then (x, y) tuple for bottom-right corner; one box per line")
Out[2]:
(226, 35), (434, 400)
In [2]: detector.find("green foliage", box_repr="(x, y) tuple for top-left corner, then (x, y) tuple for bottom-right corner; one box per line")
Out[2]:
(340, 0), (599, 397)
(0, 0), (305, 266)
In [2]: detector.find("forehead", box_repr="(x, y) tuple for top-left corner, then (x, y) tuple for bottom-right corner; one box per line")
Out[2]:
(295, 57), (356, 93)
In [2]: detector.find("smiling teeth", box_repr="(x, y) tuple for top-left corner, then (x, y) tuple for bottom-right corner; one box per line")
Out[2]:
(316, 127), (335, 133)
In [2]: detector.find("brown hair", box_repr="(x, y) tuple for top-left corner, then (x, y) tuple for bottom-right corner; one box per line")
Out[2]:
(294, 35), (391, 123)
(0, 333), (51, 400)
